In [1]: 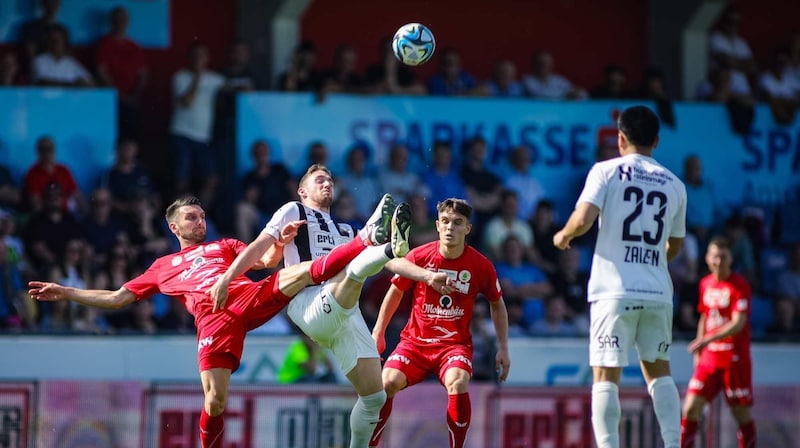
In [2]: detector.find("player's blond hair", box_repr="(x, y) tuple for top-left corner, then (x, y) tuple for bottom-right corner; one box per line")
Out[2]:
(299, 164), (333, 187)
(165, 195), (202, 223)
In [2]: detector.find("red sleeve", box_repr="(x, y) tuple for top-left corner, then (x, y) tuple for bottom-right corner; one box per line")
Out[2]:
(391, 248), (420, 291)
(481, 258), (503, 303)
(123, 260), (163, 300)
(223, 238), (248, 255)
(57, 166), (78, 197)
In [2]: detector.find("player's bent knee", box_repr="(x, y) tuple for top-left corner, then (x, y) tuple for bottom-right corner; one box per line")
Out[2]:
(204, 391), (228, 416)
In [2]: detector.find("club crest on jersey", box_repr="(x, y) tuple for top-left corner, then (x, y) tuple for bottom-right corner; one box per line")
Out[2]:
(618, 165), (632, 181)
(439, 268), (470, 293)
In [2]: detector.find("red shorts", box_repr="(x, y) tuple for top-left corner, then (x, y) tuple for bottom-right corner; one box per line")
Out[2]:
(195, 273), (291, 372)
(383, 340), (473, 387)
(686, 356), (754, 407)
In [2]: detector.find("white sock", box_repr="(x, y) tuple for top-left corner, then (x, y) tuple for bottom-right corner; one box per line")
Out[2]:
(346, 245), (391, 283)
(648, 376), (681, 448)
(349, 389), (387, 448)
(592, 381), (620, 448)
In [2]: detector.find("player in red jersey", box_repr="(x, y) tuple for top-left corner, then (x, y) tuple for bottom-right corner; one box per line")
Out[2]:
(680, 236), (756, 448)
(27, 195), (428, 448)
(369, 198), (511, 448)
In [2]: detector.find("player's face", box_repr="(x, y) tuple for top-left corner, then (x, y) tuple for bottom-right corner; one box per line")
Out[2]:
(171, 205), (207, 244)
(705, 244), (732, 276)
(300, 170), (334, 208)
(435, 208), (471, 247)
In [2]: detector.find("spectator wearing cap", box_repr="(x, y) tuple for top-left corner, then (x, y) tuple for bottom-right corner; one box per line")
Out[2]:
(22, 136), (85, 214)
(336, 143), (380, 222)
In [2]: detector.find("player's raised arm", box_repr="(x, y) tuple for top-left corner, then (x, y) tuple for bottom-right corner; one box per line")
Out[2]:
(28, 281), (137, 309)
(385, 257), (454, 294)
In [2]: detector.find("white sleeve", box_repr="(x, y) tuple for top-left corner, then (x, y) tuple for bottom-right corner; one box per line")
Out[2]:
(576, 164), (607, 210)
(670, 184), (687, 238)
(263, 202), (300, 240)
(173, 71), (190, 98)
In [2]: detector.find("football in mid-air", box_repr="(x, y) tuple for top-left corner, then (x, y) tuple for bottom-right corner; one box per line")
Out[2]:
(392, 23), (436, 66)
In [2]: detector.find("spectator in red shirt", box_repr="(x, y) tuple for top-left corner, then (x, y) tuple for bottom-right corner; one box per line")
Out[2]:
(22, 136), (85, 214)
(96, 6), (148, 140)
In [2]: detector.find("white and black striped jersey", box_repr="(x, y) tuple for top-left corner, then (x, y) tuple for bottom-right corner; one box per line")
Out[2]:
(263, 201), (356, 266)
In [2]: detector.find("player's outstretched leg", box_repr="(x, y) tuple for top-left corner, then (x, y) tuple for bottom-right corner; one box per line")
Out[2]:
(347, 202), (412, 283)
(359, 193), (396, 246)
(390, 200), (411, 258)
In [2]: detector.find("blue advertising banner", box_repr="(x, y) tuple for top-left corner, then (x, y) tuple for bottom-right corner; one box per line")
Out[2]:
(0, 88), (117, 192)
(0, 0), (170, 48)
(238, 93), (800, 219)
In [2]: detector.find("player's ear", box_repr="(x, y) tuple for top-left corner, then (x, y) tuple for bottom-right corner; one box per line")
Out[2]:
(465, 222), (472, 235)
(297, 186), (306, 199)
(652, 135), (659, 150)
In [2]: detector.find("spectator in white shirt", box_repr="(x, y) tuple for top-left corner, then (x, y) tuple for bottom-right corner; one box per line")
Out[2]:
(170, 41), (225, 206)
(522, 50), (586, 100)
(31, 25), (93, 87)
(708, 7), (757, 77)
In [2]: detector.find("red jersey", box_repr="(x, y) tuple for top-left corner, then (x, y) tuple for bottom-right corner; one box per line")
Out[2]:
(96, 35), (146, 94)
(23, 162), (78, 210)
(391, 241), (502, 349)
(697, 272), (752, 367)
(123, 238), (258, 317)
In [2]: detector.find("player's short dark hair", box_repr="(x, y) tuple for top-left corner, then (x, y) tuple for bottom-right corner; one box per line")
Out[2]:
(165, 195), (202, 222)
(618, 105), (660, 147)
(707, 236), (731, 252)
(299, 164), (333, 187)
(437, 198), (472, 220)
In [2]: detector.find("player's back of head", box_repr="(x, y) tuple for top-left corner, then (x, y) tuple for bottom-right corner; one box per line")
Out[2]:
(618, 105), (659, 147)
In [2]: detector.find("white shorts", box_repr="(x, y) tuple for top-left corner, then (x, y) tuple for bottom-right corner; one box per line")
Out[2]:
(589, 299), (673, 367)
(287, 284), (379, 374)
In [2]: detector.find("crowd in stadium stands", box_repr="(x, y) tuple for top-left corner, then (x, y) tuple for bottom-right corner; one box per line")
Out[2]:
(0, 2), (799, 344)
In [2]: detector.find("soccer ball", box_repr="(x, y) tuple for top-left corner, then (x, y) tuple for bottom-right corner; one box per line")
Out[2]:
(392, 23), (436, 66)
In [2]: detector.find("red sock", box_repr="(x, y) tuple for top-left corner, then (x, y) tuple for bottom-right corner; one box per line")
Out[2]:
(738, 420), (756, 448)
(199, 408), (224, 448)
(680, 417), (698, 448)
(310, 237), (366, 283)
(447, 393), (471, 448)
(369, 396), (393, 447)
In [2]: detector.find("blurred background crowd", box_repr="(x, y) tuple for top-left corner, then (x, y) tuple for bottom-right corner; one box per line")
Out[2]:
(0, 0), (798, 348)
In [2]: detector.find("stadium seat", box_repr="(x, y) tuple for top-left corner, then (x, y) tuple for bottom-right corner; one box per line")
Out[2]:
(759, 247), (789, 295)
(749, 296), (775, 336)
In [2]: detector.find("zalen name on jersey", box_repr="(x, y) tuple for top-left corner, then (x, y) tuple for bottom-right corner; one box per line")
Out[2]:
(623, 244), (660, 266)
